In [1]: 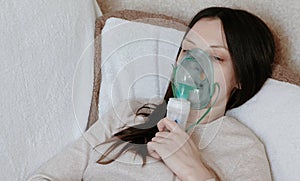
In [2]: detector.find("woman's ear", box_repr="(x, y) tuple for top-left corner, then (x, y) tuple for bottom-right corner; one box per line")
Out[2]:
(235, 82), (242, 90)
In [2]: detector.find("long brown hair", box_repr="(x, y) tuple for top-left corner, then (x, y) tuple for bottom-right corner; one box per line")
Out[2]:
(96, 85), (172, 166)
(96, 7), (275, 166)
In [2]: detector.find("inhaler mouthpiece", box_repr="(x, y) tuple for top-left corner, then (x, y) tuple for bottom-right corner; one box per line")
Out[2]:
(171, 48), (215, 110)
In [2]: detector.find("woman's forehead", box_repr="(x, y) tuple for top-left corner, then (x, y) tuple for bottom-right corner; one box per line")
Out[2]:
(184, 18), (228, 49)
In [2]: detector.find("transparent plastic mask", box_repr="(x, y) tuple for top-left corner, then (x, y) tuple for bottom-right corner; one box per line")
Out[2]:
(171, 48), (216, 110)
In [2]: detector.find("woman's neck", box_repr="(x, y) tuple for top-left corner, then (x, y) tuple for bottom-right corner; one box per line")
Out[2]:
(187, 104), (225, 125)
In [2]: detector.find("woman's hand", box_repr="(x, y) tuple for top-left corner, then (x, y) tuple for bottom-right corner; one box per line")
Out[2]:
(147, 118), (215, 181)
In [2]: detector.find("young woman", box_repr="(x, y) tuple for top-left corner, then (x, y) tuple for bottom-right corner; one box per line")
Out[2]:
(29, 7), (275, 181)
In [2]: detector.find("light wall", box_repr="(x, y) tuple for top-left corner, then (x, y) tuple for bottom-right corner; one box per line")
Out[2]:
(0, 1), (101, 180)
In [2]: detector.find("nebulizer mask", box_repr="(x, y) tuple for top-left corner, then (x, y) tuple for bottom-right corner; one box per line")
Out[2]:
(168, 48), (220, 132)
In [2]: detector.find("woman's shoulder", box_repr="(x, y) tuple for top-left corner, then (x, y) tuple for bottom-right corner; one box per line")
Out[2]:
(198, 115), (264, 151)
(199, 116), (270, 180)
(217, 116), (262, 146)
(223, 116), (261, 141)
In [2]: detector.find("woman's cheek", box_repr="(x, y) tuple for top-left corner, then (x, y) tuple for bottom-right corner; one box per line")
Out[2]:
(213, 63), (233, 100)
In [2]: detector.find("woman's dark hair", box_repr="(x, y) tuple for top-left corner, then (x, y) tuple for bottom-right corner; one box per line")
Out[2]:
(96, 7), (275, 165)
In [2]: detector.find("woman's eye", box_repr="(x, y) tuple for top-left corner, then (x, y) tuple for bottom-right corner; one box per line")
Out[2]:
(213, 56), (223, 61)
(182, 49), (187, 53)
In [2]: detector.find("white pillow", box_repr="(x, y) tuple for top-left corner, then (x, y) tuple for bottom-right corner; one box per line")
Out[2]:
(100, 17), (300, 181)
(226, 79), (300, 181)
(99, 17), (185, 116)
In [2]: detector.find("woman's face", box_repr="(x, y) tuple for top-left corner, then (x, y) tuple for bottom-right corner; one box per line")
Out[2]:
(177, 18), (237, 113)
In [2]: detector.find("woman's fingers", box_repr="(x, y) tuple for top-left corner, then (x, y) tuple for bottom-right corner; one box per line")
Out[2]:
(157, 118), (180, 132)
(147, 141), (161, 160)
(147, 140), (172, 160)
(148, 118), (191, 160)
(151, 136), (164, 143)
(151, 133), (174, 143)
(155, 131), (170, 138)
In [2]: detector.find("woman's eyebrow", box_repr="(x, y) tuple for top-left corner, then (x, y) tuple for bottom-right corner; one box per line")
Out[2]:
(210, 45), (228, 50)
(183, 38), (228, 50)
(182, 38), (197, 46)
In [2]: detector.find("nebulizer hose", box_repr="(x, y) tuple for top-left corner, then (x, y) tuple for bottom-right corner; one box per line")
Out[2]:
(185, 83), (220, 133)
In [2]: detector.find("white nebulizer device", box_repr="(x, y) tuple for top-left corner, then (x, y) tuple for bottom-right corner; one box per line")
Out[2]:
(167, 48), (219, 132)
(166, 98), (190, 129)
